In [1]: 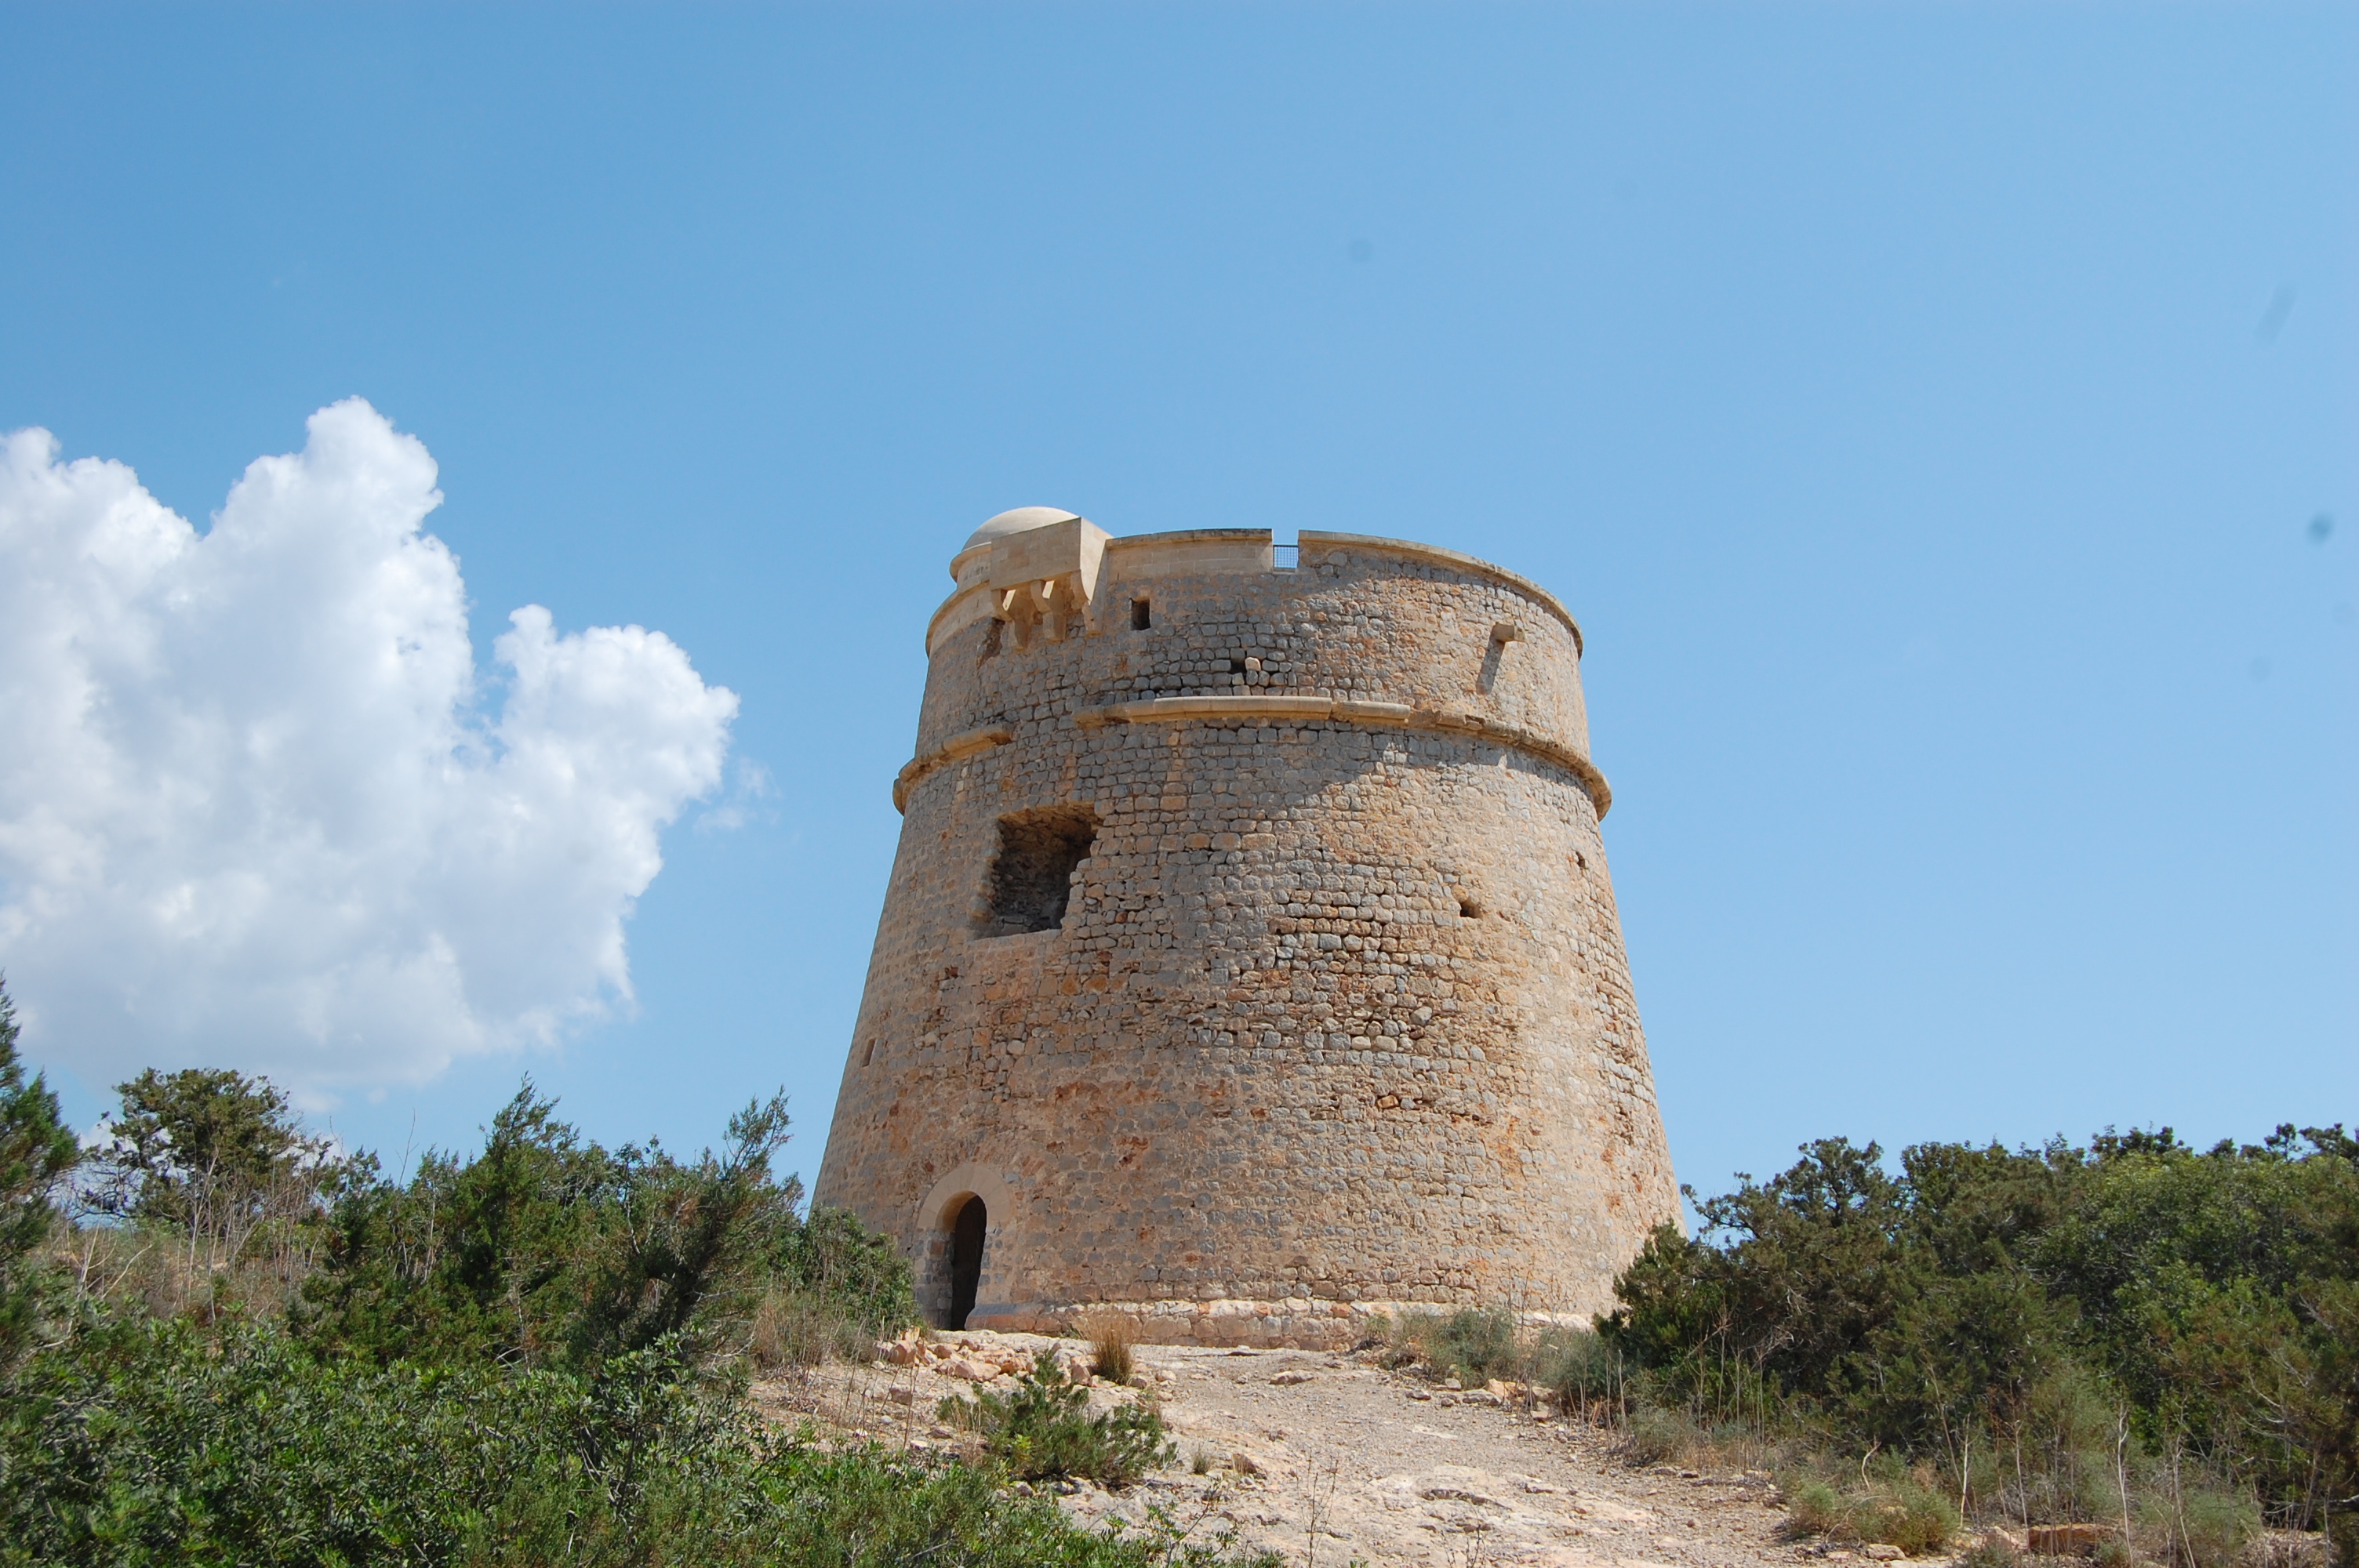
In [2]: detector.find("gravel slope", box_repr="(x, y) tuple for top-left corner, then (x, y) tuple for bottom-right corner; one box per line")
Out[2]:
(756, 1330), (1924, 1568)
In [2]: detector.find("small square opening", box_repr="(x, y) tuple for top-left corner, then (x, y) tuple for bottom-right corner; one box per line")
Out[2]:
(974, 804), (1100, 938)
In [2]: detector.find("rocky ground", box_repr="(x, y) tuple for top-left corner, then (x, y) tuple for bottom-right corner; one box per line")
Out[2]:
(754, 1330), (1943, 1568)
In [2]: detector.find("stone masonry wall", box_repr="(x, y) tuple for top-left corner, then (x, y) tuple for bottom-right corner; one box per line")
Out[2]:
(811, 530), (1680, 1346)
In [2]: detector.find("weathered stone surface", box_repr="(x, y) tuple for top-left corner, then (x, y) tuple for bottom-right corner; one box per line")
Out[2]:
(811, 522), (1681, 1343)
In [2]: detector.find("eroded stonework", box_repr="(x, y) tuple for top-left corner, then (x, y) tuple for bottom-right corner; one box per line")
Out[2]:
(811, 522), (1679, 1345)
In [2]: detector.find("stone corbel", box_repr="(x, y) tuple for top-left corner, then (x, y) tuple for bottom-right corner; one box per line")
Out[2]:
(984, 517), (1109, 650)
(995, 571), (1092, 649)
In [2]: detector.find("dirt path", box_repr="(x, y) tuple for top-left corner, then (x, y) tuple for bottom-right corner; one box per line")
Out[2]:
(757, 1330), (1923, 1568)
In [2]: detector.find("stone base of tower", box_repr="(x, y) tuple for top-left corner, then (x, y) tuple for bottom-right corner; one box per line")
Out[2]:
(968, 1296), (1597, 1351)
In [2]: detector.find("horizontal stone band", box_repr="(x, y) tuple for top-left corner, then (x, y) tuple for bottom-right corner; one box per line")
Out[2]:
(893, 699), (1613, 818)
(1076, 694), (1612, 818)
(890, 724), (1013, 812)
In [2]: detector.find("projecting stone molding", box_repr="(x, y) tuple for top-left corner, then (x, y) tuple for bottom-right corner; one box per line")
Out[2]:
(891, 696), (1610, 819)
(891, 724), (1014, 812)
(1072, 694), (1612, 819)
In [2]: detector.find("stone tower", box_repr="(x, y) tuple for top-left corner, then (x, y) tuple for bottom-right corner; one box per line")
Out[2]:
(812, 509), (1679, 1345)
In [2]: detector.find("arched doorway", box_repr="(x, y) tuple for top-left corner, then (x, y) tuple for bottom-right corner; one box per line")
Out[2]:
(914, 1163), (1016, 1328)
(947, 1196), (987, 1329)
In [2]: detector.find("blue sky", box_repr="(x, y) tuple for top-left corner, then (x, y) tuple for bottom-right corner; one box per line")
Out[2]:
(2, 3), (2350, 1203)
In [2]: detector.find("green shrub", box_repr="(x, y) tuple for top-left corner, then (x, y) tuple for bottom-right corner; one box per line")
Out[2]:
(1619, 1404), (1703, 1466)
(1783, 1479), (1849, 1537)
(297, 1083), (813, 1370)
(775, 1205), (918, 1339)
(2139, 1474), (2260, 1568)
(1532, 1325), (1622, 1417)
(940, 1350), (1176, 1489)
(460, 1439), (1273, 1568)
(1603, 1126), (2359, 1546)
(0, 1307), (1264, 1568)
(1776, 1477), (1958, 1555)
(0, 1308), (685, 1566)
(1383, 1306), (1520, 1385)
(1860, 1483), (1962, 1555)
(1433, 1306), (1518, 1383)
(294, 1082), (914, 1377)
(747, 1283), (876, 1370)
(721, 1445), (1277, 1568)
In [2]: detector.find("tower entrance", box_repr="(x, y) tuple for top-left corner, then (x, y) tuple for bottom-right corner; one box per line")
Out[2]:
(947, 1196), (987, 1329)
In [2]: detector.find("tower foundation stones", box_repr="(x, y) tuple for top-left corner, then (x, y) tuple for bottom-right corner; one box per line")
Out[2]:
(812, 510), (1680, 1345)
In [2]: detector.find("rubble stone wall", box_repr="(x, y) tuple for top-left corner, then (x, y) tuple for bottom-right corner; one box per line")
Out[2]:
(812, 528), (1680, 1346)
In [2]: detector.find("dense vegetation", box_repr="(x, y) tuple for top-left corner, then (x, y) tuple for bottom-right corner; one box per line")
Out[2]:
(5, 967), (2350, 1566)
(1613, 1129), (2356, 1565)
(0, 978), (1245, 1568)
(1385, 1128), (2357, 1567)
(0, 985), (79, 1367)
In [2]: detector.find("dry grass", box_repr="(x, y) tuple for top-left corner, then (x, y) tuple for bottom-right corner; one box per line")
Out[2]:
(1778, 1475), (1961, 1555)
(746, 1285), (878, 1372)
(1078, 1311), (1138, 1383)
(52, 1203), (322, 1327)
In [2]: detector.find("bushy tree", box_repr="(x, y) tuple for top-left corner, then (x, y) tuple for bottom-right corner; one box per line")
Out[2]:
(1605, 1125), (2359, 1552)
(97, 1065), (326, 1225)
(0, 978), (79, 1363)
(299, 1081), (847, 1370)
(776, 1204), (920, 1337)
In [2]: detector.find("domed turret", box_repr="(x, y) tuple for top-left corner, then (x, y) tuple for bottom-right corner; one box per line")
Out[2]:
(964, 506), (1080, 552)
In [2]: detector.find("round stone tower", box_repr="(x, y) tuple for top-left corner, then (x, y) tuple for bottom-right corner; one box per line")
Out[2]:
(811, 510), (1679, 1345)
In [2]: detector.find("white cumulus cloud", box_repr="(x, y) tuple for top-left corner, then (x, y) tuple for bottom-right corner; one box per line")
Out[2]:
(0, 398), (738, 1100)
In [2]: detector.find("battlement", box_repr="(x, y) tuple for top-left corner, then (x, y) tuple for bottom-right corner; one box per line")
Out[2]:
(931, 524), (1580, 659)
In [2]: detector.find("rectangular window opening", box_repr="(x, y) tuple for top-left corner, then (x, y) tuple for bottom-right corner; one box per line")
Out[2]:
(973, 804), (1101, 938)
(1130, 597), (1152, 631)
